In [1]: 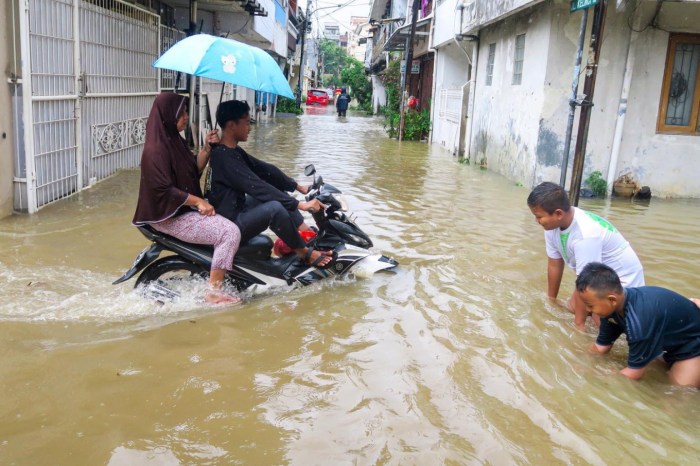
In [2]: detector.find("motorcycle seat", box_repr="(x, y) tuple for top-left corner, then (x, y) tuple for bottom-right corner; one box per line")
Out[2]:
(138, 225), (273, 260)
(238, 234), (273, 259)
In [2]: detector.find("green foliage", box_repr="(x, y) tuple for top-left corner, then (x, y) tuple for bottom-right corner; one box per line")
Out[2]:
(340, 58), (372, 111)
(381, 59), (401, 137)
(402, 108), (431, 141)
(276, 97), (302, 114)
(319, 39), (347, 88)
(379, 59), (431, 140)
(318, 40), (372, 112)
(585, 170), (607, 198)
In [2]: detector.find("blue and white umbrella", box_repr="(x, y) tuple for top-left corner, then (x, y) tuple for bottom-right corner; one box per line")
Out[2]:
(153, 34), (294, 99)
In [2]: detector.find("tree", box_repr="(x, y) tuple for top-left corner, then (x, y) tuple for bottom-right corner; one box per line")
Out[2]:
(319, 39), (346, 88)
(319, 39), (372, 112)
(340, 58), (372, 111)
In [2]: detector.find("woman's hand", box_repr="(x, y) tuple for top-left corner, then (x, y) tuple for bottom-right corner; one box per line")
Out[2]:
(296, 184), (311, 195)
(299, 199), (326, 214)
(196, 199), (216, 216)
(205, 129), (220, 149)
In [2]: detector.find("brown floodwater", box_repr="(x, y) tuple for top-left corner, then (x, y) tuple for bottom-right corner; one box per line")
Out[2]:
(1, 104), (699, 465)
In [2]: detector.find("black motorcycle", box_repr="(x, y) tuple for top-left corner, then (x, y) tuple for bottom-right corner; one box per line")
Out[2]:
(114, 164), (397, 299)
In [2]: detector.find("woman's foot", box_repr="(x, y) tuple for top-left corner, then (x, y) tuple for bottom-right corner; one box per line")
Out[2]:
(204, 289), (241, 305)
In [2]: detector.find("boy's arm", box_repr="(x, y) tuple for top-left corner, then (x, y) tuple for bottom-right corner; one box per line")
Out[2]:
(569, 290), (589, 331)
(589, 343), (647, 380)
(547, 257), (565, 299)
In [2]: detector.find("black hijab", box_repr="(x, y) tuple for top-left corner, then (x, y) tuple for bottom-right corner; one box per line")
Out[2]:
(132, 93), (202, 225)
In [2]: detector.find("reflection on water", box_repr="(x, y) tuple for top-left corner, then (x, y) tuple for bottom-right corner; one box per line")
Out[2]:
(0, 108), (699, 465)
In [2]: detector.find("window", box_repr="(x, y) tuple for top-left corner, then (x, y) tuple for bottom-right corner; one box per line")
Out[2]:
(486, 43), (496, 86)
(512, 34), (526, 85)
(658, 34), (700, 135)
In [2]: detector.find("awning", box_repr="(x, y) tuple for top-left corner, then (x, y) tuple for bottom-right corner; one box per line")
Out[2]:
(383, 16), (431, 52)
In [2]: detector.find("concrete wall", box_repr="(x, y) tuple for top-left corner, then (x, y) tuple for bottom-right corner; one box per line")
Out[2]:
(469, 2), (552, 183)
(614, 1), (700, 197)
(462, 0), (546, 34)
(370, 75), (386, 114)
(433, 0), (461, 48)
(0, 0), (17, 219)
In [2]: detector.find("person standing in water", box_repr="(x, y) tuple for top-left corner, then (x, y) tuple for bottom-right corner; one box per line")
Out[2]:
(335, 87), (350, 117)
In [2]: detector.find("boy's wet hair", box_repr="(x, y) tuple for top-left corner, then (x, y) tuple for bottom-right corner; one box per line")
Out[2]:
(575, 262), (623, 296)
(526, 182), (571, 214)
(216, 100), (250, 127)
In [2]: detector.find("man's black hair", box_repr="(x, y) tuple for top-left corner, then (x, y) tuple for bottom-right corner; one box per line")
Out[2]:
(526, 181), (571, 214)
(575, 262), (623, 296)
(216, 100), (250, 127)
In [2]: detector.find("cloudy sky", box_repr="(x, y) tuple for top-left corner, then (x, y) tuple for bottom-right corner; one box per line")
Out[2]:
(299, 0), (372, 34)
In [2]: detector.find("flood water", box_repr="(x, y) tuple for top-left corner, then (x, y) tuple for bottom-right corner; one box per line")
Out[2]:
(1, 104), (699, 465)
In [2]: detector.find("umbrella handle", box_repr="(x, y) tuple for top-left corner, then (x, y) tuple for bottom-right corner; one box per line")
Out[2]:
(213, 81), (226, 130)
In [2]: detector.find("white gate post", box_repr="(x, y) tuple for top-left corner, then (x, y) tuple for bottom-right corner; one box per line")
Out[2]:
(17, 0), (37, 213)
(74, 0), (83, 189)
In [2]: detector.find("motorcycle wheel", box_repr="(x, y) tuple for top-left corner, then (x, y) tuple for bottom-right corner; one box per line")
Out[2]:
(135, 256), (208, 289)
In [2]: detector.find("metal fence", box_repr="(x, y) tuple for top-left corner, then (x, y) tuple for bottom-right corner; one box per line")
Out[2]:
(15, 0), (161, 212)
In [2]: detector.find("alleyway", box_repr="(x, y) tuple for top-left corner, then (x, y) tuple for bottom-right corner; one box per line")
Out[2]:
(0, 108), (699, 465)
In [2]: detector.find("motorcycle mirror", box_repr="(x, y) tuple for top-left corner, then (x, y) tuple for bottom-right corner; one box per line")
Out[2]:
(304, 164), (316, 176)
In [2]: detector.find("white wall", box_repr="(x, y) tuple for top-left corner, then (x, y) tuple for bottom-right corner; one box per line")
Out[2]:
(469, 3), (552, 184)
(433, 0), (462, 48)
(431, 43), (469, 155)
(371, 75), (386, 114)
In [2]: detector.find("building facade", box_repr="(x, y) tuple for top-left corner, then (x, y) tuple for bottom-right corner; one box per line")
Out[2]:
(432, 0), (700, 198)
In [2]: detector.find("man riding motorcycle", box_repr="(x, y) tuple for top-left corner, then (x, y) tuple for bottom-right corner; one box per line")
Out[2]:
(207, 100), (334, 268)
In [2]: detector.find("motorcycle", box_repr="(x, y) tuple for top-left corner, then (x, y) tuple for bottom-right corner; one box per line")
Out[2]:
(113, 164), (398, 300)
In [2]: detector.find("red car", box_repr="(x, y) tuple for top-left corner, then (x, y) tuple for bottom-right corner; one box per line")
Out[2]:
(306, 89), (329, 106)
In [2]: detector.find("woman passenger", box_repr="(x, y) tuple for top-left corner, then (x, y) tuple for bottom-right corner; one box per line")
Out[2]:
(132, 92), (241, 304)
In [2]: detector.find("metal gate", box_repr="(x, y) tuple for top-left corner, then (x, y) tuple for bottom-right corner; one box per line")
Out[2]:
(16, 0), (161, 212)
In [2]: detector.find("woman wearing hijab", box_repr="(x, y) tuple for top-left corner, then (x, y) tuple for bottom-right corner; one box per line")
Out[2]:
(133, 92), (241, 304)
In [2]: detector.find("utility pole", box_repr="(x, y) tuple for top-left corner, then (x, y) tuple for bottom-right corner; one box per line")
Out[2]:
(568, 0), (607, 206)
(397, 0), (420, 142)
(296, 1), (311, 106)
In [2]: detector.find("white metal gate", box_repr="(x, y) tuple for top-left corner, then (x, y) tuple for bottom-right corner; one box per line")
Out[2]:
(16, 0), (161, 212)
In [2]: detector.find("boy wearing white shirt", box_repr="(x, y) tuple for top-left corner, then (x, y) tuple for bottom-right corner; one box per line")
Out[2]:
(527, 182), (644, 330)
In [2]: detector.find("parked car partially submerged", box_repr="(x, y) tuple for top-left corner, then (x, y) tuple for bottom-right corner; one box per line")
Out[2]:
(306, 89), (329, 106)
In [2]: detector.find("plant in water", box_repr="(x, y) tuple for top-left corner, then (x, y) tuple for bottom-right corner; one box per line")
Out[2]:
(585, 170), (607, 198)
(403, 108), (431, 141)
(276, 97), (302, 115)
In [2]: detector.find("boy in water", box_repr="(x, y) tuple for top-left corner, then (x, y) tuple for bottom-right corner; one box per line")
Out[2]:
(527, 182), (644, 330)
(576, 262), (700, 387)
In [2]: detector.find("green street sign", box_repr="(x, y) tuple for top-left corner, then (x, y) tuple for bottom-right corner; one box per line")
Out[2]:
(571, 0), (598, 12)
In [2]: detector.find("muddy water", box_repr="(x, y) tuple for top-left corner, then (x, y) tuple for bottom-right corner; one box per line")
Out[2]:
(1, 104), (698, 465)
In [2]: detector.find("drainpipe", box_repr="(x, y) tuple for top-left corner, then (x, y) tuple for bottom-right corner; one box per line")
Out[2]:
(454, 2), (474, 159)
(464, 39), (479, 160)
(428, 15), (438, 143)
(606, 30), (636, 195)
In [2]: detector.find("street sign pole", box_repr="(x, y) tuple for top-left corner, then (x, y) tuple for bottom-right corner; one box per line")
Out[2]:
(560, 7), (589, 188)
(568, 0), (607, 206)
(571, 0), (598, 13)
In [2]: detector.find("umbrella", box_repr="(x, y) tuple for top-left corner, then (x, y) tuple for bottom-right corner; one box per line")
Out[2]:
(153, 33), (294, 99)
